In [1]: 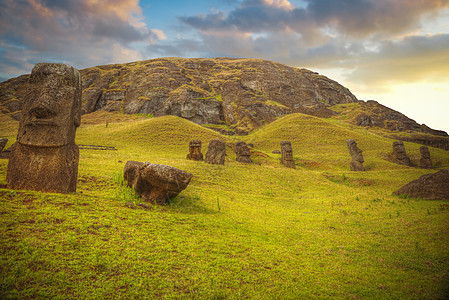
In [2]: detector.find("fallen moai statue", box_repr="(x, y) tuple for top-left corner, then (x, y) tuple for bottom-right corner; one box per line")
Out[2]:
(393, 169), (449, 200)
(124, 161), (193, 204)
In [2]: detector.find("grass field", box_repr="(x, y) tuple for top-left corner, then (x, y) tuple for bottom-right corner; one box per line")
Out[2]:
(1, 112), (449, 299)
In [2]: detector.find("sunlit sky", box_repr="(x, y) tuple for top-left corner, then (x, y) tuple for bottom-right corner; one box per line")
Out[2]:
(1, 0), (448, 133)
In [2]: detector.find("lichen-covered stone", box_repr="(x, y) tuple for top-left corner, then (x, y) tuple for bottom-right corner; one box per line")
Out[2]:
(346, 139), (364, 171)
(7, 63), (81, 193)
(187, 139), (203, 161)
(124, 161), (193, 204)
(235, 141), (253, 164)
(205, 139), (226, 165)
(280, 141), (295, 169)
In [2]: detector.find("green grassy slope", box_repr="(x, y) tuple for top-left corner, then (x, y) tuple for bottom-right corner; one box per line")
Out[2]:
(1, 113), (449, 299)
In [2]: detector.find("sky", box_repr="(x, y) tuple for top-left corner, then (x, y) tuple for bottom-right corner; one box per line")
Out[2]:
(1, 0), (448, 133)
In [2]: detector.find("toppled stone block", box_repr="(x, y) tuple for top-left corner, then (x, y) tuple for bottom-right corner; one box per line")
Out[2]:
(124, 161), (193, 204)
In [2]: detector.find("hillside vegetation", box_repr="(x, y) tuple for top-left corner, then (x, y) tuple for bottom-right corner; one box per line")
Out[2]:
(1, 112), (449, 299)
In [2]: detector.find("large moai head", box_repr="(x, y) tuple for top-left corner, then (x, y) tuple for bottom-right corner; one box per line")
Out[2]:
(392, 141), (412, 166)
(280, 141), (295, 169)
(346, 139), (364, 171)
(420, 146), (432, 169)
(187, 139), (203, 161)
(17, 63), (81, 147)
(205, 139), (226, 165)
(7, 63), (81, 193)
(235, 141), (253, 164)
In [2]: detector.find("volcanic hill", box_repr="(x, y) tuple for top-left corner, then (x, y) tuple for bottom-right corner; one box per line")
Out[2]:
(0, 57), (447, 148)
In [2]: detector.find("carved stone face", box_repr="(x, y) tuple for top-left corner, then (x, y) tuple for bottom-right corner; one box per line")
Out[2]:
(189, 139), (202, 153)
(280, 141), (293, 161)
(17, 63), (81, 147)
(393, 141), (407, 160)
(420, 146), (430, 159)
(235, 142), (250, 156)
(347, 139), (364, 163)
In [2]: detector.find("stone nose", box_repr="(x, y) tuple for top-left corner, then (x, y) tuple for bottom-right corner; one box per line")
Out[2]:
(29, 104), (56, 119)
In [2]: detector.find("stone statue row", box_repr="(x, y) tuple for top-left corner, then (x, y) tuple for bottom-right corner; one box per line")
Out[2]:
(347, 139), (433, 171)
(187, 139), (296, 168)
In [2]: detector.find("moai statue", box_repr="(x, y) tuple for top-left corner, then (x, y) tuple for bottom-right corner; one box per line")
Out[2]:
(392, 141), (412, 166)
(346, 139), (365, 171)
(205, 139), (226, 165)
(7, 63), (82, 193)
(280, 141), (295, 169)
(0, 138), (8, 152)
(420, 146), (432, 169)
(235, 141), (253, 164)
(186, 139), (203, 161)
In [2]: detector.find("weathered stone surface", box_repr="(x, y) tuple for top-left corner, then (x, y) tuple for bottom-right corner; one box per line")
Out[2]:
(205, 139), (226, 165)
(346, 139), (365, 171)
(393, 169), (449, 200)
(7, 63), (81, 193)
(420, 146), (432, 169)
(392, 141), (412, 166)
(0, 138), (7, 152)
(124, 161), (193, 204)
(272, 150), (281, 154)
(280, 141), (295, 169)
(235, 141), (253, 164)
(1, 57), (359, 133)
(186, 139), (203, 161)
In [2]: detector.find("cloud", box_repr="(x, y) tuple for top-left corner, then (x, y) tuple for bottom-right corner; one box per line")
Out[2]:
(177, 0), (449, 86)
(0, 0), (164, 79)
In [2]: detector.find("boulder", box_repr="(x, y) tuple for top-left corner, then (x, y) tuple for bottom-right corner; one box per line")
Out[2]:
(124, 161), (193, 204)
(280, 141), (295, 169)
(392, 141), (412, 166)
(393, 169), (449, 200)
(235, 141), (253, 164)
(346, 139), (365, 171)
(205, 139), (226, 165)
(420, 146), (432, 169)
(7, 63), (81, 193)
(186, 139), (203, 161)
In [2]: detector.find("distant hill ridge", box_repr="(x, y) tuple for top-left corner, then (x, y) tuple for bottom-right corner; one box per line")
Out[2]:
(0, 57), (447, 140)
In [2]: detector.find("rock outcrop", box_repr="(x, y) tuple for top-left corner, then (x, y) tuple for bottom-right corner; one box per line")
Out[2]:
(1, 57), (358, 133)
(124, 161), (193, 204)
(7, 63), (81, 193)
(393, 169), (449, 200)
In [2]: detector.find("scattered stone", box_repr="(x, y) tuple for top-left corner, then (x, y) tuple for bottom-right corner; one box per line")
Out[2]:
(205, 139), (226, 165)
(393, 169), (449, 200)
(186, 139), (203, 161)
(392, 141), (412, 166)
(346, 139), (365, 171)
(280, 141), (295, 169)
(419, 146), (432, 169)
(235, 141), (253, 164)
(124, 161), (193, 204)
(137, 203), (152, 209)
(7, 63), (81, 193)
(247, 143), (254, 148)
(272, 150), (281, 154)
(0, 138), (7, 152)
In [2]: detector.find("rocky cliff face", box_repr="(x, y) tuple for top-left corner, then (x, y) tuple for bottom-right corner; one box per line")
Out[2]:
(1, 57), (357, 133)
